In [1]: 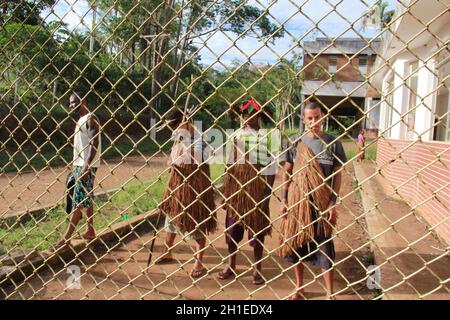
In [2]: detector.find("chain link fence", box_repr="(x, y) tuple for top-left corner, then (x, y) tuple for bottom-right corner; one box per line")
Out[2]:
(0, 0), (449, 300)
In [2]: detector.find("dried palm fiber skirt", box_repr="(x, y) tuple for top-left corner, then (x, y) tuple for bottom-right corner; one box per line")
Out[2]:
(279, 143), (335, 259)
(159, 163), (216, 234)
(223, 162), (271, 236)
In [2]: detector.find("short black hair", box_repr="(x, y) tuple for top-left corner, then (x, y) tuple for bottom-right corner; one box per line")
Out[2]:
(301, 102), (322, 116)
(165, 108), (184, 122)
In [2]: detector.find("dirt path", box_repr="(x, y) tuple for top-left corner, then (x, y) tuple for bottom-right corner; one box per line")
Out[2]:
(4, 165), (377, 300)
(0, 155), (167, 217)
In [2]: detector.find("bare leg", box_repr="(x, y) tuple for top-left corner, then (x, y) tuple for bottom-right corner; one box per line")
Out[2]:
(191, 237), (207, 277)
(253, 236), (265, 284)
(218, 239), (237, 279)
(57, 207), (82, 246)
(193, 237), (206, 270)
(157, 232), (176, 261)
(290, 263), (305, 299)
(82, 205), (95, 239)
(322, 268), (334, 299)
(228, 240), (237, 271)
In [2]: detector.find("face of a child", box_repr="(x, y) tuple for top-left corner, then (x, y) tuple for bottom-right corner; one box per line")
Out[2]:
(242, 112), (260, 128)
(303, 107), (323, 135)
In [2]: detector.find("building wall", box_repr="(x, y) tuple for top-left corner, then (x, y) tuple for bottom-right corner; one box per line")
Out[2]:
(377, 20), (450, 142)
(303, 54), (376, 82)
(379, 56), (439, 141)
(376, 138), (450, 244)
(364, 97), (380, 136)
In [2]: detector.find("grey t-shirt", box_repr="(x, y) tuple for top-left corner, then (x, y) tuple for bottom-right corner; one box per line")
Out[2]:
(284, 132), (347, 179)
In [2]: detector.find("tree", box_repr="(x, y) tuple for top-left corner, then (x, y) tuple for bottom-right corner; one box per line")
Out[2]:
(0, 22), (60, 104)
(267, 57), (303, 131)
(97, 0), (285, 118)
(0, 0), (56, 25)
(361, 0), (395, 31)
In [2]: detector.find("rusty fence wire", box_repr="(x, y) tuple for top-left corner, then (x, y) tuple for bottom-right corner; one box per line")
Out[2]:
(0, 0), (449, 300)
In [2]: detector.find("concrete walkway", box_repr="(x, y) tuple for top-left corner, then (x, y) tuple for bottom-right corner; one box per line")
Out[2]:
(353, 161), (449, 299)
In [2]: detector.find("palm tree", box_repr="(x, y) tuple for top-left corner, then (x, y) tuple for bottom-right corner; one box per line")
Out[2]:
(361, 0), (395, 31)
(88, 0), (98, 56)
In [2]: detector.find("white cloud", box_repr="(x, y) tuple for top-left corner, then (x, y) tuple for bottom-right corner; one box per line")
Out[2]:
(42, 0), (93, 31)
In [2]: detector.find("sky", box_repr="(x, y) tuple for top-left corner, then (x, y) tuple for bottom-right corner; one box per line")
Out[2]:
(41, 0), (399, 67)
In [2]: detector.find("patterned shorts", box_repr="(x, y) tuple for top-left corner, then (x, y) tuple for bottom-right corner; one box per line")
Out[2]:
(164, 215), (205, 241)
(73, 166), (97, 209)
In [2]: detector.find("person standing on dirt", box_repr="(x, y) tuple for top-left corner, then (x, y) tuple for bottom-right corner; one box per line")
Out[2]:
(278, 102), (347, 300)
(55, 91), (101, 249)
(154, 109), (217, 279)
(218, 99), (276, 285)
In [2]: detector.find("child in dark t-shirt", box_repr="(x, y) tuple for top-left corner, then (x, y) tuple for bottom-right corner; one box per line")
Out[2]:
(279, 103), (347, 300)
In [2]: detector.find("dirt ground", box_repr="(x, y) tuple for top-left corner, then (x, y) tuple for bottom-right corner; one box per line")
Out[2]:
(1, 141), (361, 217)
(0, 155), (167, 217)
(3, 164), (378, 300)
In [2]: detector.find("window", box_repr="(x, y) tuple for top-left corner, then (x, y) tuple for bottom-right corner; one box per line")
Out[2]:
(447, 91), (450, 142)
(358, 57), (368, 81)
(435, 87), (450, 142)
(407, 61), (419, 139)
(328, 56), (337, 74)
(435, 57), (450, 142)
(385, 76), (394, 137)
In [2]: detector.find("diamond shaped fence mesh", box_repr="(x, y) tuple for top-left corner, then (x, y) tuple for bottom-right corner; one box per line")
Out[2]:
(0, 0), (449, 300)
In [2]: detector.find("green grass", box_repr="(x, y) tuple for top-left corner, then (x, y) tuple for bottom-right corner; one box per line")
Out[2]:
(0, 163), (225, 256)
(366, 142), (377, 161)
(0, 173), (167, 256)
(344, 138), (378, 162)
(352, 179), (362, 202)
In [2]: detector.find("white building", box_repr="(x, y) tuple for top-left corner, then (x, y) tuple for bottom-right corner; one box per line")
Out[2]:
(371, 0), (450, 142)
(370, 0), (450, 244)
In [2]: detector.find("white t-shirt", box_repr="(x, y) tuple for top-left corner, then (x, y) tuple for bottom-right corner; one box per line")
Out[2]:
(73, 113), (101, 168)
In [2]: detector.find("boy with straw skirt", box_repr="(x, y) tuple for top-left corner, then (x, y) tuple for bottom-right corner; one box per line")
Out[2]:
(279, 102), (347, 300)
(218, 99), (276, 285)
(155, 109), (217, 278)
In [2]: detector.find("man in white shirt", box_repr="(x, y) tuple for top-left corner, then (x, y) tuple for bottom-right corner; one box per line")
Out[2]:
(55, 92), (101, 249)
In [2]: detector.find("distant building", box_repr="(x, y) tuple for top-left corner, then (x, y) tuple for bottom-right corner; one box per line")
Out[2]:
(301, 37), (381, 137)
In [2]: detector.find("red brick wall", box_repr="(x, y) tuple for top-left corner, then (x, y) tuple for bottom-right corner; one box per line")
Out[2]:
(376, 138), (450, 244)
(303, 54), (376, 82)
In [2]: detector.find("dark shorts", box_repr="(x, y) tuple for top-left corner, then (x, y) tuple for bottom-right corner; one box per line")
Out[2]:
(284, 209), (335, 270)
(284, 237), (335, 270)
(73, 166), (97, 209)
(225, 215), (265, 248)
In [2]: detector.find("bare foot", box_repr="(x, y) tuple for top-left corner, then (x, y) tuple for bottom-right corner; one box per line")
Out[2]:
(288, 290), (306, 300)
(193, 260), (203, 272)
(191, 267), (207, 278)
(80, 232), (96, 240)
(218, 266), (235, 280)
(155, 252), (174, 264)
